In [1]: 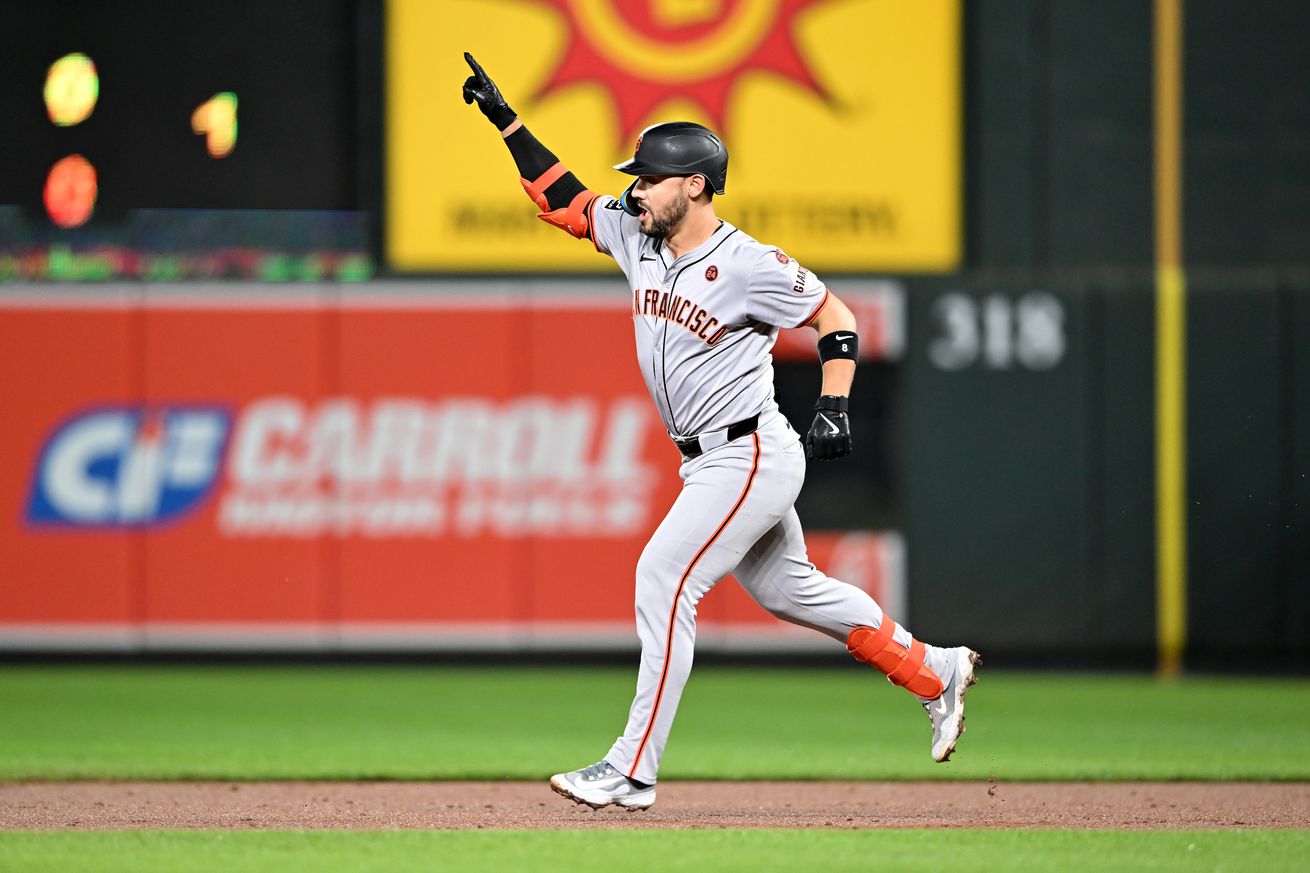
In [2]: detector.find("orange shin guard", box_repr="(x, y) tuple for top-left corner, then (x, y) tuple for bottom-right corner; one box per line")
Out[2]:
(847, 621), (945, 699)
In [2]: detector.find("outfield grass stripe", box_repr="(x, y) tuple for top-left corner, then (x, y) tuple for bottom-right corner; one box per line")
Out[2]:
(2, 829), (1309, 873)
(1, 666), (1308, 781)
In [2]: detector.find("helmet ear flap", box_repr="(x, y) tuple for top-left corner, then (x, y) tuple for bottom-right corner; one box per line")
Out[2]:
(620, 179), (641, 217)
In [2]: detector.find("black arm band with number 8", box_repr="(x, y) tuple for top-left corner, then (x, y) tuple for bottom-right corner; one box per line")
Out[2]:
(817, 330), (859, 363)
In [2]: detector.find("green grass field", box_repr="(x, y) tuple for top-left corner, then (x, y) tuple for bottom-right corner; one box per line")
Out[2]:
(2, 829), (1308, 873)
(2, 665), (1307, 872)
(1, 665), (1308, 781)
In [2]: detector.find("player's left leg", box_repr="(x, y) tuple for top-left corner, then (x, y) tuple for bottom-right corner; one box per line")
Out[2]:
(731, 507), (954, 678)
(732, 499), (979, 762)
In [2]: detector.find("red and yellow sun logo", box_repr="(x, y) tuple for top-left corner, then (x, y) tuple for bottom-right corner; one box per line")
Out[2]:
(530, 0), (831, 141)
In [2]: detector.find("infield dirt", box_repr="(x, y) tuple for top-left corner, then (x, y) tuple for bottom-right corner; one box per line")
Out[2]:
(2, 782), (1307, 830)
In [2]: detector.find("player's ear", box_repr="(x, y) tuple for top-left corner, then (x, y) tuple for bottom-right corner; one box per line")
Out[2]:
(686, 173), (707, 201)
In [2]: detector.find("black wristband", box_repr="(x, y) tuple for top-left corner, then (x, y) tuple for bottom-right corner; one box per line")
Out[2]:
(486, 104), (517, 132)
(814, 395), (849, 413)
(817, 330), (858, 363)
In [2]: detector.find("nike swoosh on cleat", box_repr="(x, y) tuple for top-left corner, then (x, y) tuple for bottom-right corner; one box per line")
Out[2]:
(932, 696), (948, 717)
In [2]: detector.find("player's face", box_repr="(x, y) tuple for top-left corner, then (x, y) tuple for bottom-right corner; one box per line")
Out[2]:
(631, 175), (690, 240)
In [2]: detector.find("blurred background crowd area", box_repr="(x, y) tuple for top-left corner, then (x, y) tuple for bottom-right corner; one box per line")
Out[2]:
(0, 0), (1305, 670)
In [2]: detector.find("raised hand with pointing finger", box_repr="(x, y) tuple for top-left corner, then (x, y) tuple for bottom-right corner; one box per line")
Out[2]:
(461, 52), (516, 130)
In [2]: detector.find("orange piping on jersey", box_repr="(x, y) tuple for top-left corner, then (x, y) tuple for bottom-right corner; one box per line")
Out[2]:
(536, 190), (595, 240)
(801, 288), (831, 327)
(628, 432), (761, 780)
(587, 195), (605, 252)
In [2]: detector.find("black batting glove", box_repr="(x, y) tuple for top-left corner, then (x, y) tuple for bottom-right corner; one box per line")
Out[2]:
(805, 395), (852, 460)
(462, 52), (517, 130)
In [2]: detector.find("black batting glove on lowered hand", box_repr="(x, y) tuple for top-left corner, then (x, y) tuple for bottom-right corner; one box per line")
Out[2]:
(805, 395), (852, 460)
(462, 52), (517, 130)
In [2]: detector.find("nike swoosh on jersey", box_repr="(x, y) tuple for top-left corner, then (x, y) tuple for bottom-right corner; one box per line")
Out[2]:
(818, 413), (841, 435)
(640, 255), (657, 262)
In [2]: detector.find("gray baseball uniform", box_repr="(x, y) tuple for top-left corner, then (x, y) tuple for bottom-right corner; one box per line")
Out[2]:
(586, 196), (957, 784)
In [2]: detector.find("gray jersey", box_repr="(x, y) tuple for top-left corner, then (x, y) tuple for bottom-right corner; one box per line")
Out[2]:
(564, 195), (964, 793)
(588, 195), (829, 438)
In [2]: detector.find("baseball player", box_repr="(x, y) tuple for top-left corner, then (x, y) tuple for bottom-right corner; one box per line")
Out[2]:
(462, 53), (979, 811)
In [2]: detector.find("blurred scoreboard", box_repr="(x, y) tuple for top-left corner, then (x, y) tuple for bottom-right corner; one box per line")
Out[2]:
(0, 2), (364, 236)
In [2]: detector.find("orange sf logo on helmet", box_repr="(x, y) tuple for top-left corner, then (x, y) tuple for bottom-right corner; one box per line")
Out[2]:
(633, 133), (643, 156)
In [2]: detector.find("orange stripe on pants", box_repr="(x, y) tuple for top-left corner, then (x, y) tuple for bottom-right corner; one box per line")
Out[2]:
(627, 432), (761, 779)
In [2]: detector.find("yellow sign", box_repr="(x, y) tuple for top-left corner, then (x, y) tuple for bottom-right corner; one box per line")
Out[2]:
(387, 0), (959, 273)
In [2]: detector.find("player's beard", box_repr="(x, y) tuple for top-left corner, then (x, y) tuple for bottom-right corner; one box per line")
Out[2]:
(640, 190), (689, 240)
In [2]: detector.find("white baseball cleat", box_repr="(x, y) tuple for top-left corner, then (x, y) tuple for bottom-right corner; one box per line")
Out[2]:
(923, 647), (981, 763)
(550, 760), (657, 811)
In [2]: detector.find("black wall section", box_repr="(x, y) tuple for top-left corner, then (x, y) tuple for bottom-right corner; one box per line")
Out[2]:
(1186, 278), (1283, 658)
(901, 275), (1156, 662)
(1091, 281), (1156, 653)
(965, 1), (1153, 270)
(1286, 282), (1310, 652)
(904, 1), (1310, 663)
(1185, 2), (1310, 266)
(1185, 277), (1310, 666)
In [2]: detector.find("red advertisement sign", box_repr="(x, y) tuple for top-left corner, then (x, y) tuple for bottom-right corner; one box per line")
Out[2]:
(0, 288), (901, 650)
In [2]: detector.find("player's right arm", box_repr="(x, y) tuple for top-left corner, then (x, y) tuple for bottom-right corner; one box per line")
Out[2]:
(462, 52), (602, 244)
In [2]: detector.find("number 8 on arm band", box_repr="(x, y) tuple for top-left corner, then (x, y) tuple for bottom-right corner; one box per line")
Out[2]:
(817, 330), (858, 363)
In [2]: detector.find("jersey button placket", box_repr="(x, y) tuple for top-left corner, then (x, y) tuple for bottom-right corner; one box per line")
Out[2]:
(653, 316), (674, 432)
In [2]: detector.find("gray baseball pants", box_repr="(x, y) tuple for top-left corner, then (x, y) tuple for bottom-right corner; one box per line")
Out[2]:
(604, 410), (954, 784)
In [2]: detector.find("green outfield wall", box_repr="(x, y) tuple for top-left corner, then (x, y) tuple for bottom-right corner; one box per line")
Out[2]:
(900, 274), (1310, 665)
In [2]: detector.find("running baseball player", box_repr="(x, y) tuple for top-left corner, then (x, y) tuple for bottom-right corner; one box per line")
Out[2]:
(462, 53), (979, 811)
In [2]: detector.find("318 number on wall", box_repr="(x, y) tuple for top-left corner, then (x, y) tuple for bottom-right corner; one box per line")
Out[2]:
(928, 292), (1066, 371)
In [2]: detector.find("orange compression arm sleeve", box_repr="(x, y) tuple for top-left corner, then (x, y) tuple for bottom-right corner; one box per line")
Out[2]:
(504, 125), (595, 240)
(521, 164), (596, 239)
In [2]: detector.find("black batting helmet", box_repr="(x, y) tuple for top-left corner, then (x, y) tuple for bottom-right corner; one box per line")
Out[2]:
(614, 122), (728, 195)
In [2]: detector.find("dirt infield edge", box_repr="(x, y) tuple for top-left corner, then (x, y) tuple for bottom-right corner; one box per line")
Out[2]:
(3, 781), (1308, 830)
